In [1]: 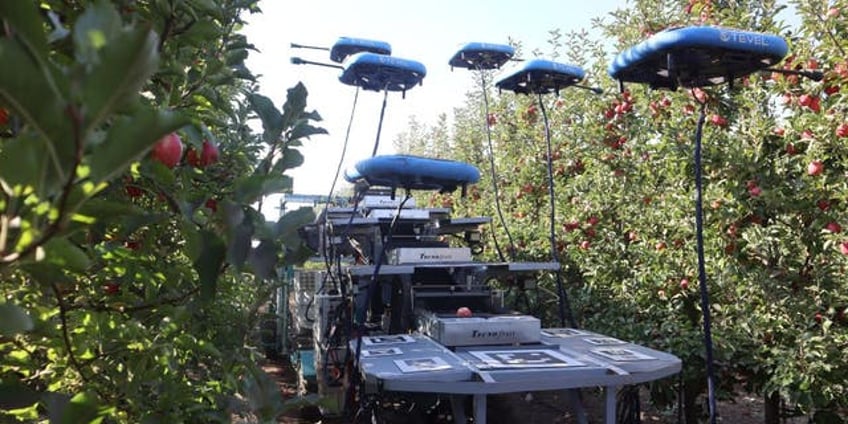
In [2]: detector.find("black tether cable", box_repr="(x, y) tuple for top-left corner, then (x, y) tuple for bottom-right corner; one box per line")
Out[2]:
(321, 87), (361, 291)
(479, 70), (515, 262)
(691, 98), (717, 424)
(537, 93), (576, 328)
(371, 89), (390, 157)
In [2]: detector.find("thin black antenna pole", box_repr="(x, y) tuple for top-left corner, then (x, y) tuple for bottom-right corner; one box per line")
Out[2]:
(290, 57), (344, 70)
(290, 42), (330, 51)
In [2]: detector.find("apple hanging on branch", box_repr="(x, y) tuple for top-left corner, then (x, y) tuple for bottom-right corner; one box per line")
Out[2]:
(151, 132), (184, 168)
(187, 140), (220, 168)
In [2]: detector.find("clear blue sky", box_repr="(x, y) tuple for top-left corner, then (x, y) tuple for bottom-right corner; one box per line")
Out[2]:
(241, 0), (625, 216)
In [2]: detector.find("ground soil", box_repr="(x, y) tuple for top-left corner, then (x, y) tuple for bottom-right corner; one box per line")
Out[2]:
(261, 356), (807, 424)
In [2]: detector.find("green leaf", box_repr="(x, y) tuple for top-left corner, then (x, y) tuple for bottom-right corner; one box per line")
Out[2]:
(247, 93), (283, 143)
(0, 302), (34, 336)
(0, 133), (63, 195)
(72, 0), (122, 65)
(88, 108), (187, 182)
(76, 198), (143, 221)
(187, 0), (223, 20)
(281, 243), (313, 266)
(275, 207), (315, 246)
(302, 110), (322, 122)
(227, 223), (253, 270)
(280, 83), (308, 131)
(43, 238), (90, 272)
(194, 230), (226, 300)
(20, 263), (73, 289)
(182, 20), (222, 44)
(225, 48), (248, 66)
(82, 26), (160, 133)
(0, 377), (40, 410)
(287, 122), (327, 142)
(277, 148), (304, 172)
(249, 240), (278, 280)
(0, 1), (48, 56)
(234, 174), (292, 204)
(59, 392), (100, 424)
(0, 39), (74, 175)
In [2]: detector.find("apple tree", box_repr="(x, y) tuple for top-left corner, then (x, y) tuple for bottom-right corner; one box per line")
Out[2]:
(0, 1), (322, 422)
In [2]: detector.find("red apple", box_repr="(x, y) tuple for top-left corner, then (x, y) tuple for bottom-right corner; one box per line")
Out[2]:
(125, 185), (143, 198)
(727, 224), (738, 238)
(587, 216), (600, 226)
(826, 222), (842, 233)
(655, 242), (667, 251)
(814, 312), (823, 324)
(709, 114), (728, 127)
(773, 127), (785, 137)
(205, 198), (218, 213)
(579, 240), (591, 250)
(456, 307), (472, 318)
(780, 93), (793, 105)
(806, 59), (819, 70)
(680, 278), (690, 290)
(818, 199), (831, 211)
(748, 185), (762, 197)
(808, 96), (821, 113)
(151, 133), (183, 168)
(487, 113), (497, 127)
(826, 7), (840, 19)
(837, 123), (848, 138)
(0, 108), (8, 126)
(785, 143), (797, 155)
(807, 160), (824, 176)
(692, 88), (708, 103)
(102, 283), (120, 295)
(840, 241), (848, 256)
(186, 140), (219, 168)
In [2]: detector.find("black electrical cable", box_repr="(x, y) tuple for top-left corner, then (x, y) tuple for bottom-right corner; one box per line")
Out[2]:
(478, 70), (515, 262)
(537, 93), (576, 328)
(371, 89), (390, 157)
(692, 98), (717, 424)
(321, 87), (362, 292)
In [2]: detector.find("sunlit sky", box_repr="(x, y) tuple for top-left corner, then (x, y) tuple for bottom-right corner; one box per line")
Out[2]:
(240, 0), (624, 217)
